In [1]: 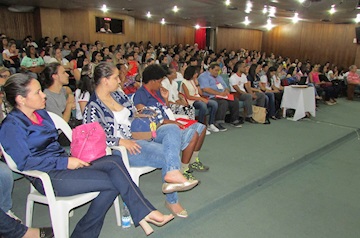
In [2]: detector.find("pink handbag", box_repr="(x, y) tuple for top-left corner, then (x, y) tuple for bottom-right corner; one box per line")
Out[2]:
(70, 122), (107, 162)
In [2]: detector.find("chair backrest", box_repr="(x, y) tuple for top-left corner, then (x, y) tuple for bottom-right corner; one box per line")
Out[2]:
(47, 111), (73, 142)
(1, 144), (21, 173)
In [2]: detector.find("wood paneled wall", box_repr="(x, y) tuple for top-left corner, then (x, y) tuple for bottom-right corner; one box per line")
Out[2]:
(0, 7), (35, 40)
(262, 22), (359, 68)
(134, 19), (195, 45)
(216, 27), (263, 52)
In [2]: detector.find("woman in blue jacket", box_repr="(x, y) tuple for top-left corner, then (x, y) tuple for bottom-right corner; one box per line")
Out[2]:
(0, 73), (173, 237)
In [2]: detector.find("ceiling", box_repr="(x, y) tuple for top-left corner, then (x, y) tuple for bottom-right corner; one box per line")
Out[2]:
(1, 0), (360, 30)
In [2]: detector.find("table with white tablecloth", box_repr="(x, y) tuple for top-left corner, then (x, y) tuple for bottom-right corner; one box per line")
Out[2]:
(280, 86), (316, 121)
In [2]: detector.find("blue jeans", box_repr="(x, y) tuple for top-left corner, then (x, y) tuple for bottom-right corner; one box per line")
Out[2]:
(181, 122), (206, 150)
(31, 155), (155, 238)
(0, 161), (13, 212)
(193, 99), (218, 125)
(113, 124), (182, 204)
(0, 208), (27, 238)
(265, 92), (276, 117)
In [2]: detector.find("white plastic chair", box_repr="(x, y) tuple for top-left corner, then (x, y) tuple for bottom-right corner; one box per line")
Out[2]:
(1, 144), (100, 238)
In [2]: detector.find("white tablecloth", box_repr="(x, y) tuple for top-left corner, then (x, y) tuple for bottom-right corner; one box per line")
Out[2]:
(280, 86), (316, 121)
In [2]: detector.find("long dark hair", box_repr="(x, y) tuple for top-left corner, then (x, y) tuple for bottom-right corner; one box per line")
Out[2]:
(266, 66), (277, 85)
(25, 46), (38, 58)
(40, 62), (61, 89)
(77, 74), (95, 99)
(4, 73), (33, 107)
(183, 66), (200, 80)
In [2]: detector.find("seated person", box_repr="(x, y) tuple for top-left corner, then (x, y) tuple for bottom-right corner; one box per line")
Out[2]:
(2, 42), (20, 74)
(0, 73), (173, 237)
(230, 61), (266, 124)
(161, 64), (195, 120)
(309, 64), (337, 105)
(0, 208), (53, 238)
(133, 64), (208, 180)
(20, 46), (45, 75)
(117, 63), (139, 95)
(347, 65), (360, 86)
(181, 66), (219, 134)
(260, 66), (283, 119)
(41, 63), (75, 123)
(83, 62), (198, 218)
(198, 62), (242, 131)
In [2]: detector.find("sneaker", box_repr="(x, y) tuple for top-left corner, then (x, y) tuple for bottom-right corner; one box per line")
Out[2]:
(208, 124), (219, 132)
(215, 123), (227, 132)
(206, 130), (211, 135)
(189, 158), (209, 172)
(183, 168), (196, 180)
(231, 121), (243, 128)
(6, 210), (21, 223)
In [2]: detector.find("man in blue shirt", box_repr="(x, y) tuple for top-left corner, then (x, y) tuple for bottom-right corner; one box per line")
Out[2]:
(198, 62), (242, 131)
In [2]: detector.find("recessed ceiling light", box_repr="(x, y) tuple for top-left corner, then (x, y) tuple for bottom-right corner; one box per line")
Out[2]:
(173, 6), (179, 13)
(161, 18), (166, 24)
(195, 24), (200, 29)
(101, 4), (108, 12)
(292, 12), (299, 23)
(146, 11), (151, 18)
(243, 16), (250, 25)
(225, 0), (230, 6)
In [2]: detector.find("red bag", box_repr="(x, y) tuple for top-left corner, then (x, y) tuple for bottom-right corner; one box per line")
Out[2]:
(70, 122), (107, 162)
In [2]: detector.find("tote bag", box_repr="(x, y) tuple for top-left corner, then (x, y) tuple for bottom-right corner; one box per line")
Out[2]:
(252, 105), (266, 124)
(70, 122), (107, 162)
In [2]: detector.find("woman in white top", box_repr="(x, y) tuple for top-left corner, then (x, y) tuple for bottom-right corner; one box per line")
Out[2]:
(2, 42), (20, 74)
(260, 66), (282, 119)
(161, 64), (196, 120)
(181, 66), (219, 133)
(74, 69), (94, 120)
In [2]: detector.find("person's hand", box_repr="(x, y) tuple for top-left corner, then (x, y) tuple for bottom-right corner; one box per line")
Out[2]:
(9, 59), (14, 64)
(67, 157), (91, 170)
(252, 93), (257, 99)
(119, 139), (142, 155)
(160, 87), (169, 99)
(200, 97), (208, 103)
(66, 94), (76, 110)
(175, 121), (186, 129)
(220, 91), (229, 97)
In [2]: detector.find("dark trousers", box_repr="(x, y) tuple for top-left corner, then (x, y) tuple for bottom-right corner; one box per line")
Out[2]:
(214, 98), (240, 123)
(31, 155), (155, 238)
(0, 208), (27, 238)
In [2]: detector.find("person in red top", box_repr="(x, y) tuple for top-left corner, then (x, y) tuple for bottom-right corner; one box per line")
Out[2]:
(347, 65), (360, 85)
(125, 52), (139, 76)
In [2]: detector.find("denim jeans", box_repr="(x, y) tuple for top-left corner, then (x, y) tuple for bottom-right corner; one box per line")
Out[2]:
(113, 124), (182, 204)
(31, 155), (155, 238)
(265, 92), (276, 117)
(0, 208), (27, 238)
(193, 99), (218, 125)
(0, 161), (13, 212)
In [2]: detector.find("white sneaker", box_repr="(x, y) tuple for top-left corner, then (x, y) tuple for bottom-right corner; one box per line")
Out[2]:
(206, 130), (211, 135)
(6, 210), (21, 222)
(208, 124), (220, 132)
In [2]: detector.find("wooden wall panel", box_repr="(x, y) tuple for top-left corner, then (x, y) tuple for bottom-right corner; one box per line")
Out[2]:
(262, 22), (358, 68)
(38, 8), (62, 41)
(0, 7), (35, 40)
(135, 19), (195, 46)
(60, 10), (89, 44)
(216, 27), (263, 52)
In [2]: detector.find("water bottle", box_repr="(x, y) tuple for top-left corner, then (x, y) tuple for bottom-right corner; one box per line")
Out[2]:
(121, 202), (131, 229)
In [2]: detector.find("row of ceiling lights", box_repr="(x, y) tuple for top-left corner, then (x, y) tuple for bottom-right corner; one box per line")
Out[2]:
(101, 0), (360, 30)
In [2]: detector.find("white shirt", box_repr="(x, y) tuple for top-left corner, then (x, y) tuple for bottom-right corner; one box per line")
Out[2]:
(229, 73), (247, 93)
(161, 77), (180, 102)
(260, 75), (272, 90)
(181, 79), (200, 105)
(75, 89), (90, 120)
(271, 75), (281, 88)
(113, 108), (131, 139)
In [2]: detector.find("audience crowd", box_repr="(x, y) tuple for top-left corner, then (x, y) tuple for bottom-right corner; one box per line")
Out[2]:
(0, 32), (359, 238)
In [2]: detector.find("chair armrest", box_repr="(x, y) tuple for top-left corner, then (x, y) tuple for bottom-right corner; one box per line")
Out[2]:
(110, 146), (131, 171)
(21, 170), (57, 203)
